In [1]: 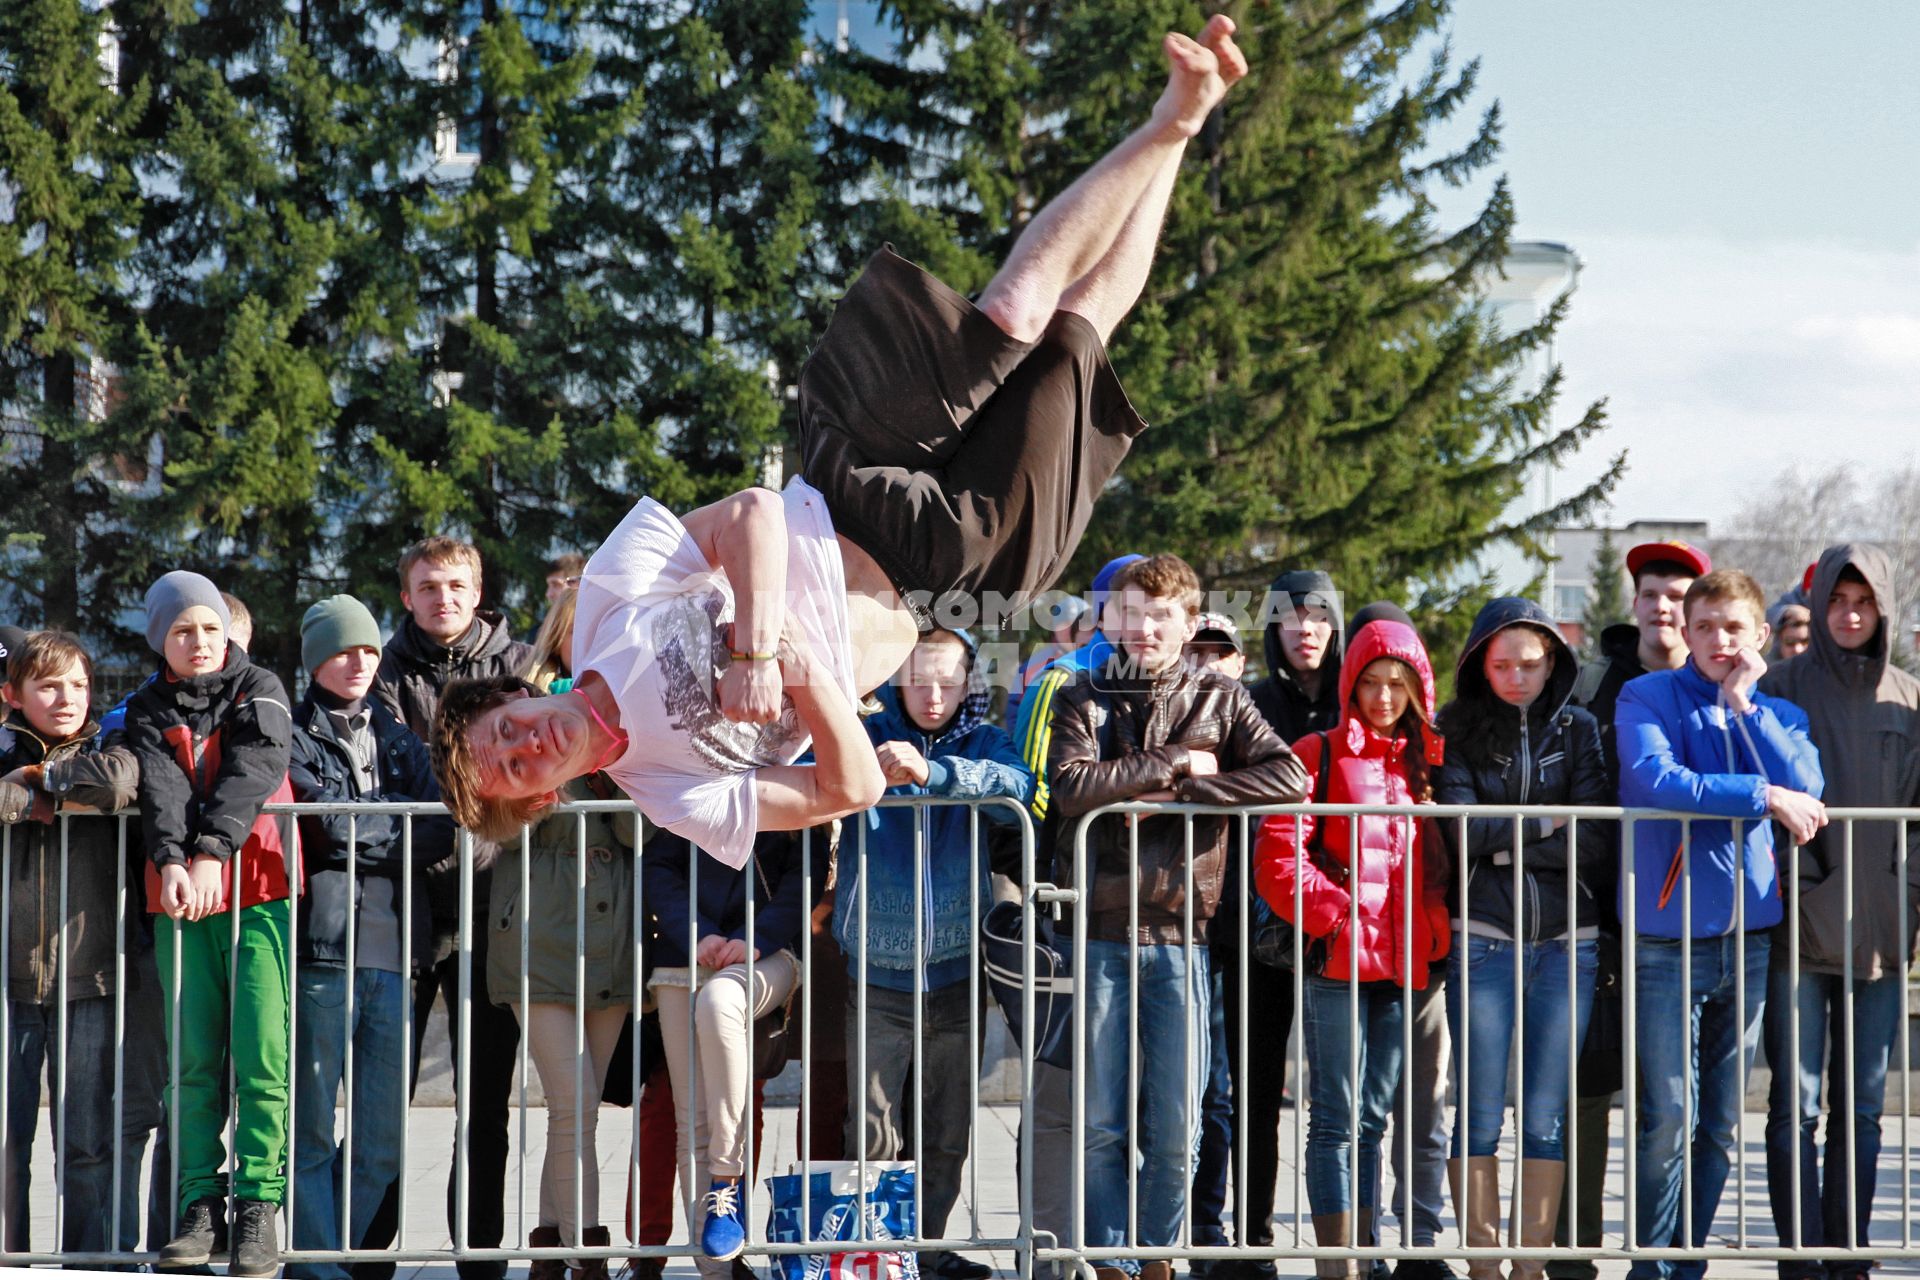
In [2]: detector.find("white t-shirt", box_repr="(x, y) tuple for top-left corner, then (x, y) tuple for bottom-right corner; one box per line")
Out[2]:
(570, 477), (856, 869)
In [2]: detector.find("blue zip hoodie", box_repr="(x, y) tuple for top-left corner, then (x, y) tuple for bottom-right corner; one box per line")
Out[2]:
(835, 655), (1036, 993)
(1616, 659), (1824, 938)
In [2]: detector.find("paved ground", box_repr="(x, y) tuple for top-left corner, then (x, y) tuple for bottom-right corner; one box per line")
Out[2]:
(14, 1100), (1920, 1278)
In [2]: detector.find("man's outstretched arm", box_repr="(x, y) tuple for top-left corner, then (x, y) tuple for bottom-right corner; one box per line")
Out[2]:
(753, 643), (886, 831)
(682, 486), (787, 724)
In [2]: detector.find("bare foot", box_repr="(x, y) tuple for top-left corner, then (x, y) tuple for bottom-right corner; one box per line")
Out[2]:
(1151, 15), (1249, 140)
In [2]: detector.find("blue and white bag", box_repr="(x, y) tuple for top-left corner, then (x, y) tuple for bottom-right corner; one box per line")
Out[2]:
(766, 1161), (921, 1280)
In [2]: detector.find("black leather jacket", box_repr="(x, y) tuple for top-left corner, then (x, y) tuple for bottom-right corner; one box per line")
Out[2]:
(1435, 598), (1611, 941)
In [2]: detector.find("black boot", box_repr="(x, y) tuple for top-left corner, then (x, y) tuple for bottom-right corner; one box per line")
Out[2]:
(159, 1197), (227, 1270)
(229, 1199), (281, 1278)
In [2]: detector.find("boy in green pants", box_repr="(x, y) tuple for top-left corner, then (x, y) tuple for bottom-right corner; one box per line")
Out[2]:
(125, 571), (299, 1276)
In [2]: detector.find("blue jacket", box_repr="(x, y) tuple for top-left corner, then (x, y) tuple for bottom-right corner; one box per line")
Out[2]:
(1617, 661), (1824, 938)
(836, 682), (1036, 992)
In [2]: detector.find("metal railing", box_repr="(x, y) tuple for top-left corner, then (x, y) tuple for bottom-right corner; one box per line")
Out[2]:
(2, 798), (1916, 1275)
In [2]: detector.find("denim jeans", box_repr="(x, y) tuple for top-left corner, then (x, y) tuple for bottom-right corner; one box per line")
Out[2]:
(1762, 946), (1904, 1278)
(1629, 932), (1770, 1280)
(1190, 962), (1233, 1248)
(289, 967), (410, 1280)
(1302, 975), (1404, 1216)
(1073, 939), (1209, 1274)
(3, 995), (118, 1254)
(1446, 936), (1598, 1159)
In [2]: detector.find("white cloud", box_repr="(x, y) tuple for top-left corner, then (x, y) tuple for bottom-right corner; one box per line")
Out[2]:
(1540, 232), (1920, 531)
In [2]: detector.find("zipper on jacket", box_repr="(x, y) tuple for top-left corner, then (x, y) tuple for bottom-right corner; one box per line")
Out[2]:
(1517, 709), (1532, 940)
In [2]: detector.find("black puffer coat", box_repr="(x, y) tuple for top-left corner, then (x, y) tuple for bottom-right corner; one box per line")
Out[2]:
(1435, 597), (1610, 941)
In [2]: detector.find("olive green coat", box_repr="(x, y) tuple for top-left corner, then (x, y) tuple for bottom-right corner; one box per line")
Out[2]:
(486, 776), (641, 1008)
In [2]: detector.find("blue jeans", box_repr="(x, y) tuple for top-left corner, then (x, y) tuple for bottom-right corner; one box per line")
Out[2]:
(1763, 947), (1904, 1278)
(1629, 933), (1770, 1280)
(1446, 936), (1598, 1159)
(289, 967), (410, 1280)
(1302, 975), (1404, 1215)
(1190, 961), (1233, 1248)
(3, 996), (118, 1254)
(1074, 939), (1210, 1274)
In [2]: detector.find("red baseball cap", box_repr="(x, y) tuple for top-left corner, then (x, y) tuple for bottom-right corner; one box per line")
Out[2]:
(1625, 539), (1711, 580)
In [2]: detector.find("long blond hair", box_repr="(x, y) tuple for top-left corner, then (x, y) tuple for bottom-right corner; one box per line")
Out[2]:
(521, 587), (578, 692)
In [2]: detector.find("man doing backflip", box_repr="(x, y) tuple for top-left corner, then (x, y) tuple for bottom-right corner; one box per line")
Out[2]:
(431, 18), (1250, 867)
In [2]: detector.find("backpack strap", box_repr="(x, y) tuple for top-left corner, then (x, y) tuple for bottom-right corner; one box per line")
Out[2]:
(1571, 655), (1610, 708)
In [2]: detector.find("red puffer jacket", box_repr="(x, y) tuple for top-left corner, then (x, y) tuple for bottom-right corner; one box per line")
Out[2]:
(1254, 619), (1449, 988)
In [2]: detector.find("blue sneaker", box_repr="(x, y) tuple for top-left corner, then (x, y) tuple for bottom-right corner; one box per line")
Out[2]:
(700, 1179), (747, 1261)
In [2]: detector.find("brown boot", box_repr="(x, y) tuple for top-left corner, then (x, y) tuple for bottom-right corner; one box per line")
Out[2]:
(1311, 1212), (1356, 1280)
(1093, 1269), (1129, 1280)
(571, 1226), (613, 1280)
(1141, 1263), (1173, 1280)
(1507, 1160), (1566, 1280)
(1447, 1157), (1504, 1280)
(529, 1225), (567, 1280)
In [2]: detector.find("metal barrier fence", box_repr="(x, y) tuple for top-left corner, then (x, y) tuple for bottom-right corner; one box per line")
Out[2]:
(1, 797), (1916, 1275)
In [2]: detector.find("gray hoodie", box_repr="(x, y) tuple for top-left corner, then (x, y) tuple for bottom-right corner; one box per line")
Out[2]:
(1758, 542), (1920, 979)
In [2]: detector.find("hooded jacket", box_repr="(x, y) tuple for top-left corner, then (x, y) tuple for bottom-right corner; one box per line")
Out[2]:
(1254, 620), (1450, 987)
(1758, 543), (1920, 978)
(373, 610), (534, 935)
(125, 645), (299, 913)
(836, 654), (1036, 992)
(1434, 598), (1610, 940)
(288, 692), (454, 970)
(1, 710), (141, 1002)
(1047, 647), (1309, 946)
(1249, 570), (1345, 744)
(1617, 652), (1824, 939)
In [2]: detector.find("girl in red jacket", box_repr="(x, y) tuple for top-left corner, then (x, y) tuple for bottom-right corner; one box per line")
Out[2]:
(1254, 618), (1448, 1279)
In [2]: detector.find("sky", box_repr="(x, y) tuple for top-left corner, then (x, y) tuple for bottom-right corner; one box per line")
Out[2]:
(1421, 1), (1920, 534)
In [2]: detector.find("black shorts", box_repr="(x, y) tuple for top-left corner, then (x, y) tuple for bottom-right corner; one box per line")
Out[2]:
(797, 246), (1148, 619)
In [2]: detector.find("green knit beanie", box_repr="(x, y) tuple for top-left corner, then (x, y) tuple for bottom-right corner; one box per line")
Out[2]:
(301, 595), (383, 674)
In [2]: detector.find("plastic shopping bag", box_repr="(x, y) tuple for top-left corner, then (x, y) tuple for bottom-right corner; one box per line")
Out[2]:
(765, 1161), (920, 1280)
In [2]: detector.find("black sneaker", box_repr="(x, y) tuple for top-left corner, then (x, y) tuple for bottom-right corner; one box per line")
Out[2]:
(1391, 1262), (1458, 1280)
(931, 1257), (993, 1280)
(159, 1197), (226, 1269)
(229, 1199), (280, 1278)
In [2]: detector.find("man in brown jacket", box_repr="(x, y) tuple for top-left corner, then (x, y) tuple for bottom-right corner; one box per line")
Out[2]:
(1047, 554), (1307, 1280)
(1757, 542), (1920, 1275)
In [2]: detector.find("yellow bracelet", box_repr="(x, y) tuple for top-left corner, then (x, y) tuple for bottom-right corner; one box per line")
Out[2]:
(729, 650), (778, 662)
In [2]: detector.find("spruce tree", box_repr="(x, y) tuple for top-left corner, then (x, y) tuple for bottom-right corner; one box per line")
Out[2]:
(0, 0), (146, 635)
(1580, 526), (1627, 653)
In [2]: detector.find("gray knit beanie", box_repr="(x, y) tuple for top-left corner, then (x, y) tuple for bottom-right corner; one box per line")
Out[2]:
(144, 571), (231, 656)
(301, 595), (383, 674)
